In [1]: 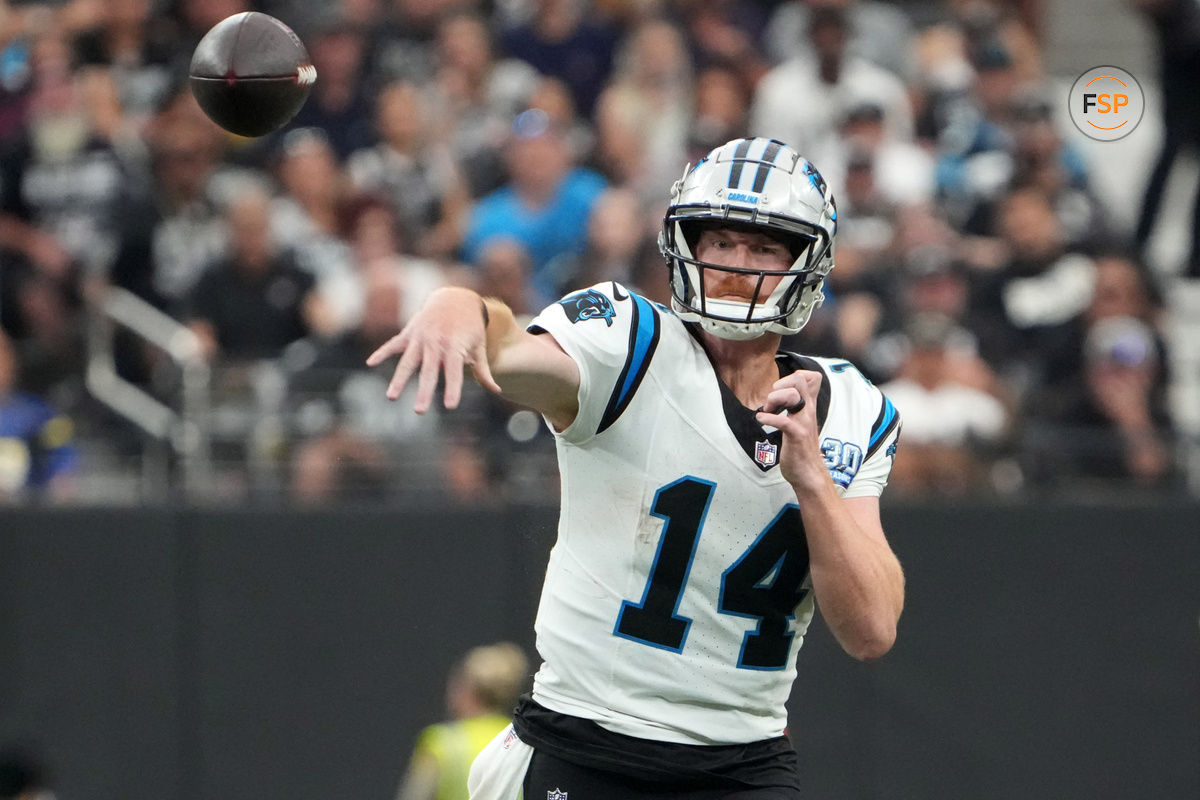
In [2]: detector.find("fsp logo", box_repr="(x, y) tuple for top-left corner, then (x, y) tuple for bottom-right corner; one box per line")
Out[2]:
(1068, 66), (1144, 141)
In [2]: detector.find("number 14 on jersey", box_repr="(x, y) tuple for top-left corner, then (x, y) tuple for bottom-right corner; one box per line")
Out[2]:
(614, 477), (811, 671)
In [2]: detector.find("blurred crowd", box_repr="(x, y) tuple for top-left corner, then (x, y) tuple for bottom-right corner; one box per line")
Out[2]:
(0, 0), (1195, 506)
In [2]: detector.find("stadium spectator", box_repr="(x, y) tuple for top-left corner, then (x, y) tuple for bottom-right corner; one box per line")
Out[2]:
(368, 137), (904, 795)
(524, 75), (595, 163)
(967, 185), (1097, 390)
(592, 17), (692, 209)
(498, 0), (620, 119)
(686, 63), (752, 162)
(269, 127), (360, 334)
(285, 9), (375, 160)
(425, 10), (540, 198)
(0, 330), (77, 503)
(371, 0), (460, 86)
(345, 80), (470, 259)
(764, 0), (916, 79)
(1, 267), (86, 409)
(1032, 251), (1168, 418)
(931, 38), (1027, 233)
(751, 5), (913, 184)
(460, 108), (607, 307)
(826, 101), (935, 209)
(0, 0), (1185, 505)
(109, 98), (231, 315)
(835, 149), (897, 265)
(169, 0), (252, 57)
(551, 186), (649, 295)
(674, 0), (772, 89)
(288, 268), (440, 503)
(933, 85), (1098, 250)
(950, 0), (1044, 85)
(440, 237), (560, 503)
(185, 186), (328, 364)
(340, 193), (451, 325)
(70, 0), (177, 127)
(395, 642), (531, 800)
(880, 313), (1012, 495)
(1025, 315), (1176, 490)
(0, 23), (128, 283)
(858, 238), (1008, 386)
(472, 237), (539, 319)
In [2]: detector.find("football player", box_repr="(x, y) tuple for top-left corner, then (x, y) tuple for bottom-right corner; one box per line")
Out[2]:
(369, 137), (905, 798)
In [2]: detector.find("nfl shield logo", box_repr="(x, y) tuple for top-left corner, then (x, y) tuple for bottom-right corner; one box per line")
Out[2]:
(754, 440), (778, 467)
(548, 790), (569, 800)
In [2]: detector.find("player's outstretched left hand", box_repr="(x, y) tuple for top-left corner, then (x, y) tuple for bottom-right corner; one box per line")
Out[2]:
(366, 287), (501, 414)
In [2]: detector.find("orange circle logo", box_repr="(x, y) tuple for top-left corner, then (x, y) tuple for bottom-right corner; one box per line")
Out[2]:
(1068, 66), (1145, 141)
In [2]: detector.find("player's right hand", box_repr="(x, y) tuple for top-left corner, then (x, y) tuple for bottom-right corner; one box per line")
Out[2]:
(756, 370), (828, 495)
(365, 287), (501, 414)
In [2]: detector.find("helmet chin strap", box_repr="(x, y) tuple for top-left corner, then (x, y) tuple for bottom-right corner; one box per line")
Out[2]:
(698, 319), (769, 341)
(672, 297), (781, 340)
(672, 281), (826, 341)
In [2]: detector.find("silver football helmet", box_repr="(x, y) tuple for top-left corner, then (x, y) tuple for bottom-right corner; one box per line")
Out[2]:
(660, 137), (838, 340)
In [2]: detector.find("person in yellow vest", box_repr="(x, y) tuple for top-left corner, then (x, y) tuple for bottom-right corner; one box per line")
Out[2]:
(396, 642), (530, 800)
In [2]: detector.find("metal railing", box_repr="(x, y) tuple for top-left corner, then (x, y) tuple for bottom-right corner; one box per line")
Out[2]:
(85, 286), (212, 499)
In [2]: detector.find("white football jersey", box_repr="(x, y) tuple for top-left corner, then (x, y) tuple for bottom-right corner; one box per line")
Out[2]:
(526, 282), (900, 746)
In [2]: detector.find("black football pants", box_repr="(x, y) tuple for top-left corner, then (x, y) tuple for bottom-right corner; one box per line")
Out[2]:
(523, 749), (803, 799)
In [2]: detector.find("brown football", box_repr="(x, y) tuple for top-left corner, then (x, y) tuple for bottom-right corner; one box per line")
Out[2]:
(189, 12), (316, 138)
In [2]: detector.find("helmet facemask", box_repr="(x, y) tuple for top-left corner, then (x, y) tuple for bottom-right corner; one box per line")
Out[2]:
(664, 217), (830, 340)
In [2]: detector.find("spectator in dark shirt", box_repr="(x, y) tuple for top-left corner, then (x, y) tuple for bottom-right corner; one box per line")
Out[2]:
(186, 187), (329, 364)
(109, 100), (231, 315)
(499, 0), (619, 118)
(283, 12), (376, 161)
(1028, 315), (1175, 490)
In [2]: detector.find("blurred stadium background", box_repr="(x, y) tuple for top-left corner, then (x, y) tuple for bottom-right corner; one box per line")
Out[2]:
(0, 0), (1197, 798)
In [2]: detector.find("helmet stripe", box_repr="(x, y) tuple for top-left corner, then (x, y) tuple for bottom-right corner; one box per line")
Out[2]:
(751, 139), (783, 192)
(726, 138), (754, 190)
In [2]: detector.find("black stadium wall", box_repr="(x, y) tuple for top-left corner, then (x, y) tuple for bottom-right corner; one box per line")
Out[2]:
(1, 502), (1197, 800)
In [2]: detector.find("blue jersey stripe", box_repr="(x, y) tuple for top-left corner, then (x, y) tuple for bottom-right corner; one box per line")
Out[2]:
(598, 294), (661, 434)
(867, 396), (898, 456)
(617, 295), (656, 402)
